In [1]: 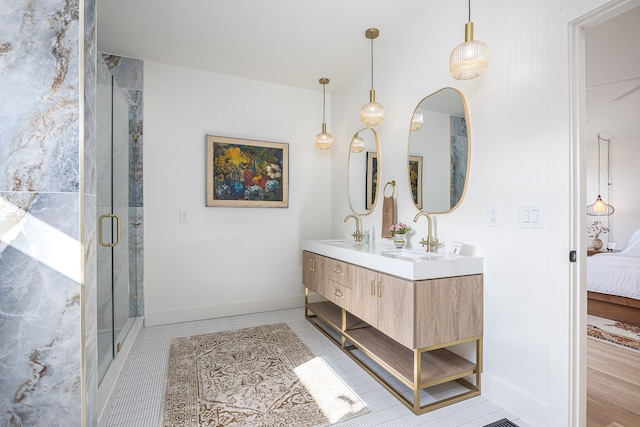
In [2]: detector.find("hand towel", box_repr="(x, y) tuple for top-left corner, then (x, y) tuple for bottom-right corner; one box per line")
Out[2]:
(381, 196), (395, 238)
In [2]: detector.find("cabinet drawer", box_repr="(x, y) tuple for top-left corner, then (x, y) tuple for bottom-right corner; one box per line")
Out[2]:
(326, 280), (352, 311)
(329, 259), (353, 288)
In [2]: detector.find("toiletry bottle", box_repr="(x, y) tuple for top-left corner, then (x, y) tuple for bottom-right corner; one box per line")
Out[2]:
(364, 229), (370, 244)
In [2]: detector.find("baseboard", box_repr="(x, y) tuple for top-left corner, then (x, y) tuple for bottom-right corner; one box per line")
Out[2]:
(145, 295), (305, 326)
(482, 373), (546, 427)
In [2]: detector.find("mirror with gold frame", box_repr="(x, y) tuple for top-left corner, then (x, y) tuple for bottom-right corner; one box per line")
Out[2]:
(348, 127), (380, 215)
(408, 87), (470, 213)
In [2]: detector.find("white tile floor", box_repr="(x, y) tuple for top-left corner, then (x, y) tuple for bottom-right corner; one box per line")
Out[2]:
(103, 308), (528, 427)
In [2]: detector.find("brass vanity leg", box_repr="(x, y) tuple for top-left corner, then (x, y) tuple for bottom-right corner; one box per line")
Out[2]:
(413, 348), (421, 413)
(341, 309), (348, 348)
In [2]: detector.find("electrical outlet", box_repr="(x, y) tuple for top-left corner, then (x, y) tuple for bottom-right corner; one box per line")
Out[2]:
(180, 210), (189, 223)
(487, 206), (499, 227)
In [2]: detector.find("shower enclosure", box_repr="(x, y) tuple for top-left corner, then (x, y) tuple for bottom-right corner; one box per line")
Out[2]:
(96, 55), (138, 384)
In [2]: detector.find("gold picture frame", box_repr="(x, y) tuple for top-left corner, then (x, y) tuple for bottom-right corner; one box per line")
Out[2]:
(206, 135), (289, 207)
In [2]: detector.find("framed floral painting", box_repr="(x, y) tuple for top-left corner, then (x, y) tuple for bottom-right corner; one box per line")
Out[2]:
(206, 135), (289, 207)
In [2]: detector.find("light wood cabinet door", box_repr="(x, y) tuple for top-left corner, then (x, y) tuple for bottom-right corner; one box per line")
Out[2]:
(302, 251), (326, 296)
(414, 274), (483, 348)
(350, 265), (378, 327)
(376, 274), (414, 349)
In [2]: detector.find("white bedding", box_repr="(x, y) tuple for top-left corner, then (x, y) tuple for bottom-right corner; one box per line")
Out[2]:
(587, 253), (640, 300)
(587, 228), (640, 300)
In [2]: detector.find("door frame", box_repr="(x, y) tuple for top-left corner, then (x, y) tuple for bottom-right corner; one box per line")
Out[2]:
(568, 1), (640, 425)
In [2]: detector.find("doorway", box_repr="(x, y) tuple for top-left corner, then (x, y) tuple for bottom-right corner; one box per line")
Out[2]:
(571, 0), (640, 425)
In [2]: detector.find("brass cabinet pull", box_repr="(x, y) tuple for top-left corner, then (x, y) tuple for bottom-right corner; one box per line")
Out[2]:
(334, 268), (344, 275)
(310, 258), (317, 272)
(98, 213), (121, 247)
(370, 280), (375, 296)
(334, 289), (343, 298)
(377, 281), (382, 298)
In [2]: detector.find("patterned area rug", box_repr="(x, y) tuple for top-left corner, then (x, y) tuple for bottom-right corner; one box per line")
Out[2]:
(587, 315), (640, 353)
(161, 323), (369, 427)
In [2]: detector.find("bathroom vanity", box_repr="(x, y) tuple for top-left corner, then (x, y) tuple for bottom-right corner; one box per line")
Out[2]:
(302, 239), (483, 414)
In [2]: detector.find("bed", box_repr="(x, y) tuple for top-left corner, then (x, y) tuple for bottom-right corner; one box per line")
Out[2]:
(587, 229), (640, 325)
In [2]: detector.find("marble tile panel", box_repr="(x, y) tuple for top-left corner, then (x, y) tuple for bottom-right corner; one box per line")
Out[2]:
(0, 191), (82, 425)
(0, 0), (80, 193)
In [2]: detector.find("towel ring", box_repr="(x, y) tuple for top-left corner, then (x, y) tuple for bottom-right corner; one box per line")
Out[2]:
(384, 181), (396, 198)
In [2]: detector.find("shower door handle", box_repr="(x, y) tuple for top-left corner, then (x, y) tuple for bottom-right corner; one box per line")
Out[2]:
(98, 213), (121, 247)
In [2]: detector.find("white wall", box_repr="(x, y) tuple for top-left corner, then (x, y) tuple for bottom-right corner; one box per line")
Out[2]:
(330, 1), (616, 426)
(586, 132), (640, 248)
(143, 61), (332, 326)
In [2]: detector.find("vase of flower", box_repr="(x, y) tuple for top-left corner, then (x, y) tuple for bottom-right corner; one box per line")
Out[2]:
(591, 237), (603, 250)
(388, 222), (411, 249)
(393, 234), (406, 249)
(587, 220), (609, 251)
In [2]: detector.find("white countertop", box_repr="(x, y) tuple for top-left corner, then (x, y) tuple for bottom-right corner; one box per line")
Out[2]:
(302, 239), (483, 281)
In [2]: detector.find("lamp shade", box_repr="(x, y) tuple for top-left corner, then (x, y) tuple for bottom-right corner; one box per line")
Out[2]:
(350, 135), (365, 153)
(316, 123), (333, 150)
(361, 95), (384, 126)
(411, 109), (424, 131)
(450, 22), (489, 80)
(586, 195), (614, 216)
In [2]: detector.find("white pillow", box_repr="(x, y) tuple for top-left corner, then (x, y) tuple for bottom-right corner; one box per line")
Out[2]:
(621, 228), (640, 255)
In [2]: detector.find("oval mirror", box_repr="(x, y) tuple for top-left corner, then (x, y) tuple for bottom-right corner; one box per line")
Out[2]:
(407, 87), (469, 213)
(348, 127), (380, 215)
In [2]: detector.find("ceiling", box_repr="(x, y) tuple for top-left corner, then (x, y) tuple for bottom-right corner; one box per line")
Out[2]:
(97, 1), (640, 137)
(96, 0), (439, 92)
(585, 5), (640, 139)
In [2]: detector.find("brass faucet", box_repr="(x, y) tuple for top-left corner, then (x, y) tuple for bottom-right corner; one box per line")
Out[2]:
(413, 212), (439, 252)
(344, 214), (363, 242)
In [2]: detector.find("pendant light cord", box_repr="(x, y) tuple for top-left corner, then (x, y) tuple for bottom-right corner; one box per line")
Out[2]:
(597, 134), (602, 195)
(468, 0), (471, 23)
(370, 37), (374, 90)
(323, 83), (326, 123)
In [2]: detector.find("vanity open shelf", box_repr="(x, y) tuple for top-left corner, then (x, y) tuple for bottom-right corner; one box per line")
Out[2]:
(302, 243), (483, 414)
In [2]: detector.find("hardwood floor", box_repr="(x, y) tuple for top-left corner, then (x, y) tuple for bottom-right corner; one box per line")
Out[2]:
(587, 337), (640, 427)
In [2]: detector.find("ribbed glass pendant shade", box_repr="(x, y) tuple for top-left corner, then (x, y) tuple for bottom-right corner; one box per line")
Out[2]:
(586, 195), (615, 216)
(411, 109), (424, 131)
(316, 123), (333, 150)
(350, 135), (365, 153)
(450, 22), (489, 80)
(361, 94), (384, 126)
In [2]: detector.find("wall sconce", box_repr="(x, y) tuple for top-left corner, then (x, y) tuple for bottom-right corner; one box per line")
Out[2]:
(587, 134), (615, 216)
(450, 0), (489, 80)
(350, 133), (365, 153)
(361, 28), (384, 126)
(411, 109), (424, 131)
(316, 78), (333, 150)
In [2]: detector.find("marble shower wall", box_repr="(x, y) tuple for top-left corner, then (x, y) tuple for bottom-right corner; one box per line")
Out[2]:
(102, 54), (145, 317)
(0, 0), (97, 425)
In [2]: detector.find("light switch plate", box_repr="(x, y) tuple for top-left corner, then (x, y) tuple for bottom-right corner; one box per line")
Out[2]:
(520, 205), (543, 228)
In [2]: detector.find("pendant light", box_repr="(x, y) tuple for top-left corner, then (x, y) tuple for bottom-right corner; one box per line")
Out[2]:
(587, 134), (615, 216)
(350, 133), (365, 153)
(411, 109), (424, 131)
(316, 78), (333, 150)
(450, 0), (489, 80)
(360, 28), (384, 126)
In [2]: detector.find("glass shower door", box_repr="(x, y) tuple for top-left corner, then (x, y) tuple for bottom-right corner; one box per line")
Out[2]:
(96, 56), (131, 384)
